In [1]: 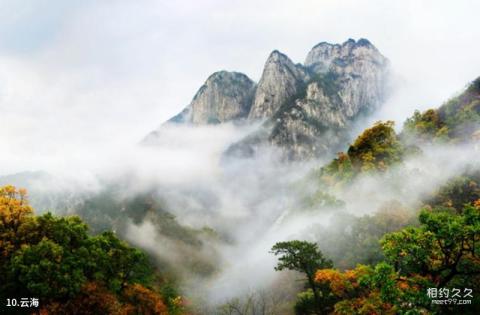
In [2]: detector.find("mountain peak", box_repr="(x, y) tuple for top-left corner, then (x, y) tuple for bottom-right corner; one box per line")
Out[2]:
(167, 70), (256, 126)
(311, 41), (337, 51)
(267, 49), (289, 60)
(230, 38), (389, 159)
(205, 70), (248, 82)
(309, 38), (372, 51)
(146, 38), (390, 159)
(305, 37), (385, 74)
(341, 38), (372, 47)
(248, 50), (307, 120)
(357, 38), (372, 46)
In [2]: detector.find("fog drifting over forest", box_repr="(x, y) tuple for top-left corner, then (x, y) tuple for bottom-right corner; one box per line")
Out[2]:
(1, 0), (479, 310)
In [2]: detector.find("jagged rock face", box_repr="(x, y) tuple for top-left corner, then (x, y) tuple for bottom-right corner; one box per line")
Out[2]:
(248, 51), (308, 120)
(305, 38), (388, 118)
(230, 38), (390, 160)
(263, 80), (350, 159)
(169, 71), (256, 125)
(296, 82), (347, 127)
(146, 38), (390, 160)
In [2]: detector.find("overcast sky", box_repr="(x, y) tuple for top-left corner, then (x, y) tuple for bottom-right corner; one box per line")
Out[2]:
(0, 0), (479, 175)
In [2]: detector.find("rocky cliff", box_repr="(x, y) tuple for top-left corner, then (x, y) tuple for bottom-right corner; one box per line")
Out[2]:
(143, 70), (256, 143)
(229, 38), (389, 159)
(248, 50), (308, 120)
(305, 38), (388, 118)
(145, 38), (390, 159)
(168, 71), (256, 125)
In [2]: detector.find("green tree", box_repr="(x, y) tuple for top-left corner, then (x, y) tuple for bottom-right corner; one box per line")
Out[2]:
(271, 240), (332, 314)
(86, 231), (153, 293)
(425, 171), (480, 213)
(5, 211), (153, 300)
(10, 238), (87, 299)
(403, 76), (480, 144)
(0, 185), (175, 314)
(382, 205), (480, 288)
(318, 121), (404, 188)
(313, 202), (480, 314)
(347, 121), (403, 172)
(403, 109), (448, 142)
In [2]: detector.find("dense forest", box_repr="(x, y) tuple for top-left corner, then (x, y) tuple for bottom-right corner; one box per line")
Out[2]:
(1, 78), (479, 314)
(0, 185), (184, 315)
(1, 0), (480, 314)
(268, 78), (480, 314)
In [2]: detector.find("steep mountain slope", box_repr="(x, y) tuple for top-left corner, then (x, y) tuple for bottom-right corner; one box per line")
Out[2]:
(248, 50), (309, 120)
(143, 71), (256, 143)
(403, 77), (480, 143)
(304, 39), (388, 119)
(311, 75), (480, 190)
(171, 71), (256, 124)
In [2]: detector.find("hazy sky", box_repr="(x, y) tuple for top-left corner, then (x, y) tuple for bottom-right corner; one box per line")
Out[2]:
(0, 0), (479, 175)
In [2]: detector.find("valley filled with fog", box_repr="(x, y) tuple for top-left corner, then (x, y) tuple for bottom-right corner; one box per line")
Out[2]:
(1, 1), (479, 314)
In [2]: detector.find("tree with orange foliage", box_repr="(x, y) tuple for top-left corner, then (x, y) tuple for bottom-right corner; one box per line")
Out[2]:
(40, 282), (123, 315)
(319, 121), (404, 187)
(474, 199), (480, 209)
(347, 121), (403, 173)
(311, 202), (480, 314)
(122, 284), (169, 315)
(0, 185), (33, 260)
(314, 263), (431, 314)
(40, 282), (171, 315)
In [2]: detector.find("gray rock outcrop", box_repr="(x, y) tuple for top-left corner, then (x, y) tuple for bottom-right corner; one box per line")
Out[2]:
(168, 70), (256, 125)
(145, 38), (390, 160)
(229, 38), (389, 159)
(247, 50), (308, 120)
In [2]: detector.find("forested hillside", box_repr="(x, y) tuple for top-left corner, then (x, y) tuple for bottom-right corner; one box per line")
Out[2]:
(0, 186), (184, 315)
(268, 78), (480, 314)
(1, 28), (479, 314)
